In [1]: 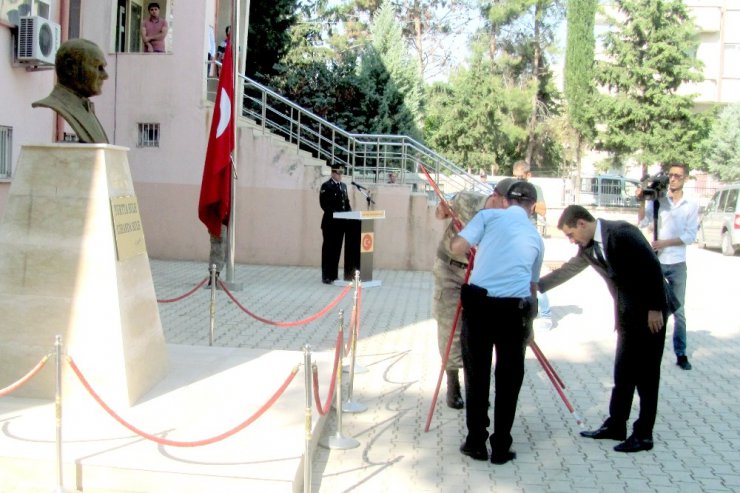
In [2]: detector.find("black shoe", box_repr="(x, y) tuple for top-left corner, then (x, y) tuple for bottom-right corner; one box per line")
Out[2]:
(614, 435), (654, 453)
(580, 424), (626, 441)
(322, 278), (334, 285)
(676, 355), (692, 370)
(490, 450), (516, 465)
(459, 442), (488, 461)
(445, 370), (464, 409)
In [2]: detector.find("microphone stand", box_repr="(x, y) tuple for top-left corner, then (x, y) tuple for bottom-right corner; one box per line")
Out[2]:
(353, 183), (375, 210)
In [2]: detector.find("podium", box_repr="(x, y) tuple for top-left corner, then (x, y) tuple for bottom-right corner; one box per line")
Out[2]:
(333, 210), (385, 287)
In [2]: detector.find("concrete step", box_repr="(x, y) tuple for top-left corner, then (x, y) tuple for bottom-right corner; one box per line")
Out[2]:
(0, 344), (334, 493)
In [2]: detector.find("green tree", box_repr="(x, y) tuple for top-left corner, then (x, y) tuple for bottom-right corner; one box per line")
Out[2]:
(563, 0), (596, 197)
(594, 0), (710, 172)
(702, 103), (740, 182)
(357, 0), (424, 137)
(246, 0), (299, 82)
(424, 46), (532, 172)
(476, 0), (564, 174)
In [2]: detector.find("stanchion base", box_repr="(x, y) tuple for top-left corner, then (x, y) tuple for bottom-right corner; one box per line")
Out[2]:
(52, 487), (71, 493)
(360, 280), (382, 288)
(320, 435), (360, 450)
(221, 280), (244, 291)
(342, 400), (368, 413)
(343, 363), (368, 374)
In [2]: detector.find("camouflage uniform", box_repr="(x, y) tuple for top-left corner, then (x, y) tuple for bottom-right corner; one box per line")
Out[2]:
(432, 191), (488, 370)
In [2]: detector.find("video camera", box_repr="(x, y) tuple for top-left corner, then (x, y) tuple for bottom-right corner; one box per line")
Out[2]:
(640, 171), (669, 200)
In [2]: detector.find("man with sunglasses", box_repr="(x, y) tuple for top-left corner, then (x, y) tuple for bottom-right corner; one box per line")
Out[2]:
(637, 163), (699, 370)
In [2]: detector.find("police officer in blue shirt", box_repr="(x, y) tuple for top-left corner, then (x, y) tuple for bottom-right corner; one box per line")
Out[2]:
(450, 181), (544, 465)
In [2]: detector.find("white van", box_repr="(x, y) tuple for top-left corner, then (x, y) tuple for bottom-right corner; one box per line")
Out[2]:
(697, 183), (740, 256)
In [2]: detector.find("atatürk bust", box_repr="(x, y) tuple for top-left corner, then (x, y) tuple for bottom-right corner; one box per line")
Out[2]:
(32, 39), (109, 144)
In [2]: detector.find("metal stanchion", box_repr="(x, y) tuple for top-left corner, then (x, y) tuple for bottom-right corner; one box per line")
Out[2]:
(342, 276), (367, 414)
(53, 335), (69, 493)
(320, 311), (359, 450)
(208, 263), (217, 346)
(343, 272), (367, 374)
(303, 345), (313, 493)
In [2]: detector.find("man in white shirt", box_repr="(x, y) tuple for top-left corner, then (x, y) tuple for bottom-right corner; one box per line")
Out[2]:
(637, 163), (699, 370)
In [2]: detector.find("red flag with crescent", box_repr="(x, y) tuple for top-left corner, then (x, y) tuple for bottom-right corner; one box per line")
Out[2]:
(198, 35), (234, 238)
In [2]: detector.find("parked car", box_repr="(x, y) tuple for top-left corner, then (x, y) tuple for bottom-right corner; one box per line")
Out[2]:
(697, 183), (740, 256)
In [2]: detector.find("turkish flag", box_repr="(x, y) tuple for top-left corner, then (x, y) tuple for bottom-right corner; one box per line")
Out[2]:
(198, 35), (234, 238)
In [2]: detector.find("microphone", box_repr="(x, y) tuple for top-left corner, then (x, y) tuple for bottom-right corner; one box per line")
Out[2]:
(351, 181), (367, 191)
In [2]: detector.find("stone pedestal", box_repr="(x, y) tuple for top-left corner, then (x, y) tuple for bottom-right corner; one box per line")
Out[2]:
(0, 144), (167, 407)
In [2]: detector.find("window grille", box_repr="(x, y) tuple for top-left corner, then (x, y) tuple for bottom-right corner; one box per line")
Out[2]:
(0, 126), (12, 179)
(137, 123), (160, 148)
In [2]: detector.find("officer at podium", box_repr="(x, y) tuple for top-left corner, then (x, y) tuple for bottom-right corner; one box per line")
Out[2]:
(319, 166), (358, 283)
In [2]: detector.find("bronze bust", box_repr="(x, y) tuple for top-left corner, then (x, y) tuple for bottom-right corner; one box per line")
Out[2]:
(32, 39), (109, 144)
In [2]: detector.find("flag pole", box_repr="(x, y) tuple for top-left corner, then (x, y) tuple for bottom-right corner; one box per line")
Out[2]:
(223, 0), (242, 290)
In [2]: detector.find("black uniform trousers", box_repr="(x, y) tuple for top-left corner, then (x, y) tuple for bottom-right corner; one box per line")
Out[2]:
(608, 321), (666, 438)
(321, 218), (360, 281)
(460, 284), (532, 455)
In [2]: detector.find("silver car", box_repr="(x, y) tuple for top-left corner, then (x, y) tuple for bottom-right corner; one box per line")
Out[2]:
(698, 183), (740, 256)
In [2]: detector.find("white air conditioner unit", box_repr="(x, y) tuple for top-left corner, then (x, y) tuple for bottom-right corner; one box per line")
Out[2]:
(17, 16), (61, 66)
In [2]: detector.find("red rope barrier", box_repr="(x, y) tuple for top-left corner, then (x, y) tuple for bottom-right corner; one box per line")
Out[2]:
(0, 355), (50, 397)
(219, 280), (352, 327)
(312, 330), (343, 416)
(67, 356), (299, 447)
(157, 277), (209, 303)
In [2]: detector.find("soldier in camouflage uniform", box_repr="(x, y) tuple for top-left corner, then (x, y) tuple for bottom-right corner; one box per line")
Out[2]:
(433, 179), (515, 408)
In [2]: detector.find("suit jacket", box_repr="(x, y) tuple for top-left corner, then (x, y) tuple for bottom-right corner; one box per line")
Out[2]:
(319, 178), (351, 229)
(539, 219), (670, 331)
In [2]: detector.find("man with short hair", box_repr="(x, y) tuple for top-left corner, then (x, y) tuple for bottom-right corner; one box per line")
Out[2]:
(432, 178), (515, 409)
(539, 205), (672, 453)
(451, 181), (543, 465)
(512, 160), (552, 330)
(637, 163), (699, 370)
(142, 2), (168, 53)
(319, 166), (353, 283)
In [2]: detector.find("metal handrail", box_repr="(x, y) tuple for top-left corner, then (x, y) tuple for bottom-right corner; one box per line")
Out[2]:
(206, 65), (490, 200)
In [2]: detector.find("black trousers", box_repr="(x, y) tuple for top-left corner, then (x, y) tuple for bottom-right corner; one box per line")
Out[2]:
(321, 219), (360, 281)
(608, 320), (666, 438)
(460, 284), (532, 454)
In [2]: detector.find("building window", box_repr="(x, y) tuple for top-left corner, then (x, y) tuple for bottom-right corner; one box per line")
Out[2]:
(137, 123), (160, 148)
(2, 0), (49, 25)
(0, 126), (12, 179)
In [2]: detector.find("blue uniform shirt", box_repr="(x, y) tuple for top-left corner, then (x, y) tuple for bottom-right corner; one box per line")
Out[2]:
(458, 206), (544, 298)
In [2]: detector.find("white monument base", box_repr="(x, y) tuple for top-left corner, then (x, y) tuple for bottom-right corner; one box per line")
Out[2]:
(0, 144), (167, 408)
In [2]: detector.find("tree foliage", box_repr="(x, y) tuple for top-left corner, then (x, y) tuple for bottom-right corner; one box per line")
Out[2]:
(246, 0), (299, 82)
(593, 0), (710, 171)
(564, 0), (596, 139)
(701, 103), (740, 182)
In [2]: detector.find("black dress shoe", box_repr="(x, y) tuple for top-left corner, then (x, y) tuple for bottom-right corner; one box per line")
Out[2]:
(614, 435), (654, 453)
(676, 355), (692, 370)
(580, 425), (626, 441)
(459, 442), (488, 461)
(490, 450), (516, 465)
(322, 278), (334, 284)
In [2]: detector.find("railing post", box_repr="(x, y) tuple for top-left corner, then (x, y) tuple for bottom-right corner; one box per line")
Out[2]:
(303, 345), (313, 493)
(261, 90), (267, 133)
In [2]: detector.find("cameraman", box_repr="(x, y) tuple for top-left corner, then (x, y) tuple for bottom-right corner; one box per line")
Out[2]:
(637, 163), (699, 371)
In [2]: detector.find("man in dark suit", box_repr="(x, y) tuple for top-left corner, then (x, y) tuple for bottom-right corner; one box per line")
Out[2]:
(319, 166), (355, 283)
(538, 205), (670, 453)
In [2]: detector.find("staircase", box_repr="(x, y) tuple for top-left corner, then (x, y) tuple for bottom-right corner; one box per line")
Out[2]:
(210, 73), (491, 199)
